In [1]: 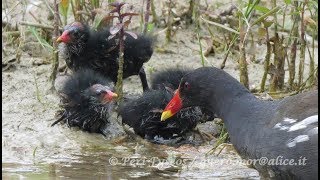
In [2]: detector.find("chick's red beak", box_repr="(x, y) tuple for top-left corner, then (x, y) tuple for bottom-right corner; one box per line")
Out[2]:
(103, 90), (118, 103)
(161, 89), (182, 121)
(57, 31), (70, 43)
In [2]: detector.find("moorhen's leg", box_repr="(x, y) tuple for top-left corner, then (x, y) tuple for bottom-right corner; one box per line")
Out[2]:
(138, 67), (149, 91)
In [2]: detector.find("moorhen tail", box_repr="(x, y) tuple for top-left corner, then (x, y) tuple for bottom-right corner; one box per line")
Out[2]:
(57, 22), (154, 91)
(52, 69), (118, 135)
(161, 67), (318, 179)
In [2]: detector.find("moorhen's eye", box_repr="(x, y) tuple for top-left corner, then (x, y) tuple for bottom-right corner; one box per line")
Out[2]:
(184, 82), (191, 90)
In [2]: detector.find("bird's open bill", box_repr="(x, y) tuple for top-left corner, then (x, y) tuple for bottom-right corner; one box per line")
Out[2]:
(104, 90), (118, 102)
(56, 31), (70, 43)
(161, 89), (182, 121)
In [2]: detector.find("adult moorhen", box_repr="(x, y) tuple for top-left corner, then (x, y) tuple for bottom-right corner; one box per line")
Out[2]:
(52, 69), (118, 135)
(119, 68), (214, 144)
(57, 22), (154, 91)
(161, 67), (318, 179)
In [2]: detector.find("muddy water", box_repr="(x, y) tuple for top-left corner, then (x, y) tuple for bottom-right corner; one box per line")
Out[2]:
(3, 36), (317, 179)
(3, 37), (317, 179)
(2, 0), (317, 176)
(2, 57), (260, 179)
(2, 138), (260, 179)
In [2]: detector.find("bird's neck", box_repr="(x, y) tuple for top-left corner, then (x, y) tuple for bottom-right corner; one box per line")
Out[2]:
(204, 84), (265, 156)
(207, 79), (278, 152)
(203, 80), (261, 123)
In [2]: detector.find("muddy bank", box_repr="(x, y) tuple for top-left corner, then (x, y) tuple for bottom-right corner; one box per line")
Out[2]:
(2, 30), (263, 179)
(2, 0), (317, 179)
(2, 23), (317, 179)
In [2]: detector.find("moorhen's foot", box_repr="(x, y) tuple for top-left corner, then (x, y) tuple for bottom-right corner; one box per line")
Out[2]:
(139, 67), (149, 91)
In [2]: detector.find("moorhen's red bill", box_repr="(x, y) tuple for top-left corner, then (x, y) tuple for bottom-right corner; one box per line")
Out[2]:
(52, 69), (117, 136)
(57, 22), (154, 91)
(161, 67), (318, 179)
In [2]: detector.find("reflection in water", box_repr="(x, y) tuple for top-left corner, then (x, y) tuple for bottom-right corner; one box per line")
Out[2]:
(2, 140), (259, 179)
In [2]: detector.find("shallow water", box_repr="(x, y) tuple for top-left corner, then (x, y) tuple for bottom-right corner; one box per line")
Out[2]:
(2, 58), (260, 179)
(2, 139), (260, 179)
(3, 142), (179, 179)
(3, 36), (316, 180)
(4, 0), (316, 176)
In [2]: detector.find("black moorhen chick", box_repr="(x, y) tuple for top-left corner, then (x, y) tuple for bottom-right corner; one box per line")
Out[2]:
(119, 68), (214, 144)
(52, 69), (118, 135)
(150, 68), (192, 90)
(120, 89), (203, 143)
(57, 22), (154, 91)
(161, 67), (318, 179)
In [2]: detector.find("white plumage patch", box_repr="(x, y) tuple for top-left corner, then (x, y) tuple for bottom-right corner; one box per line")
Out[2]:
(288, 115), (318, 132)
(283, 117), (297, 124)
(273, 123), (289, 131)
(273, 115), (318, 132)
(286, 135), (310, 148)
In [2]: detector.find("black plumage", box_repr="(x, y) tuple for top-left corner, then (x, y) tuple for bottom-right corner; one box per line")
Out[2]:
(57, 22), (154, 91)
(161, 67), (318, 179)
(119, 68), (215, 144)
(52, 69), (118, 135)
(150, 68), (192, 90)
(151, 68), (216, 122)
(120, 89), (202, 141)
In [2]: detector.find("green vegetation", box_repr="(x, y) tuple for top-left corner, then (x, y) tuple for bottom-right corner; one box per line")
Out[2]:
(2, 0), (318, 151)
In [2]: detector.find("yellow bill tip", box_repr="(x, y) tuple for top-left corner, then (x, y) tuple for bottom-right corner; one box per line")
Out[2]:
(111, 92), (118, 98)
(56, 37), (62, 43)
(160, 110), (173, 121)
(106, 90), (118, 100)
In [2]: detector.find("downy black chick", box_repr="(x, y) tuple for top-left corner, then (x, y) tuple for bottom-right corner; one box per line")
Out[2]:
(119, 68), (215, 144)
(52, 69), (118, 135)
(57, 22), (154, 91)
